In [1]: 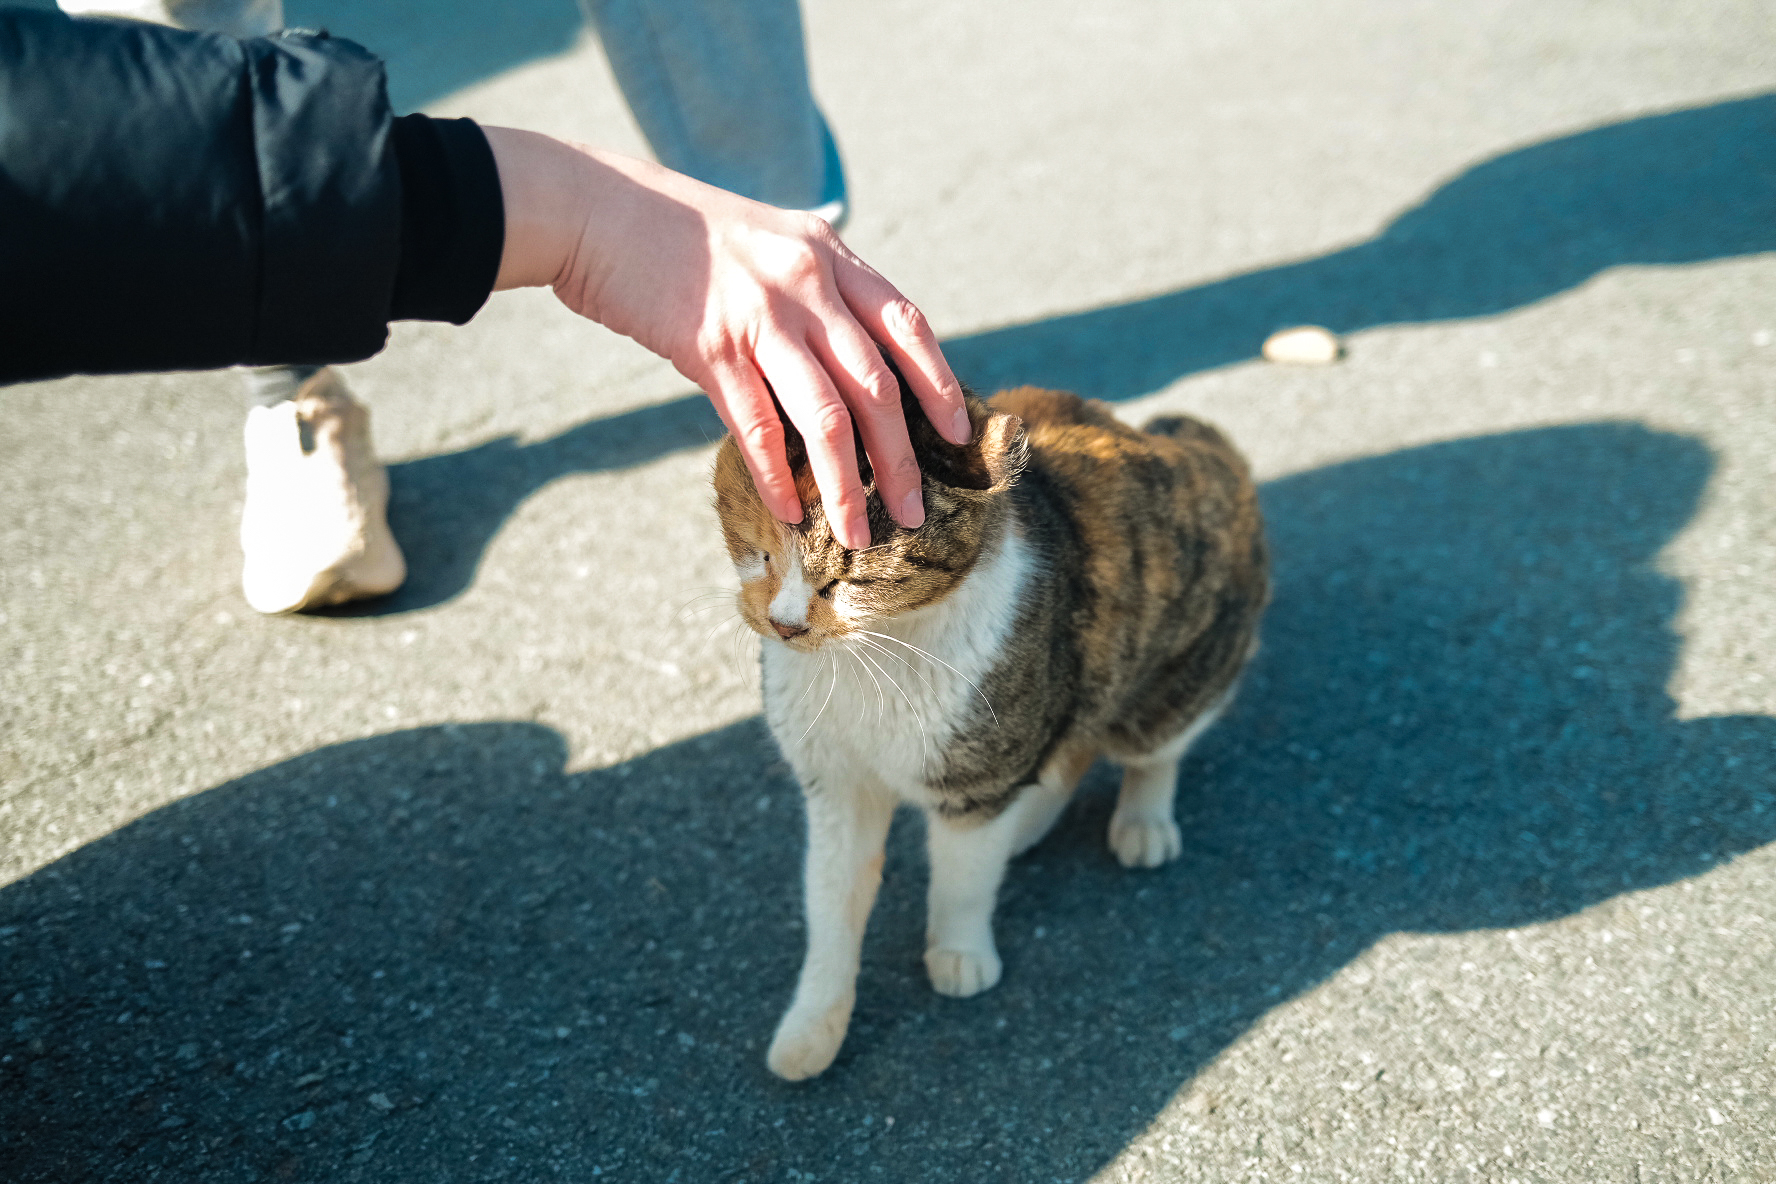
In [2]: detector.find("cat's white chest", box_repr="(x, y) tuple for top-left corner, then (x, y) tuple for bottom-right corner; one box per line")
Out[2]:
(765, 647), (948, 790)
(762, 530), (1029, 801)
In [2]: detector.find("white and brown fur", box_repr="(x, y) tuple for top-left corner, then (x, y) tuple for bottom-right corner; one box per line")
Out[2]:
(713, 379), (1268, 1080)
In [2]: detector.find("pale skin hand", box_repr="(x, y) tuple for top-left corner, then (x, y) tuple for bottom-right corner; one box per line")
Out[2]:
(482, 125), (970, 551)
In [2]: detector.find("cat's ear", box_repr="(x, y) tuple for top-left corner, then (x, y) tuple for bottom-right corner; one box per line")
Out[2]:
(877, 348), (1024, 492)
(910, 399), (1027, 493)
(975, 412), (1027, 492)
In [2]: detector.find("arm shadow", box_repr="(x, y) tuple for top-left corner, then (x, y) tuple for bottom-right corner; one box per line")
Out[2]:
(6, 421), (1772, 1181)
(344, 92), (1776, 613)
(943, 92), (1776, 397)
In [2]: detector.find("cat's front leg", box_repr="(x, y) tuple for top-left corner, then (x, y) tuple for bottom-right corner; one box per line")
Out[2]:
(923, 794), (1040, 998)
(767, 783), (895, 1081)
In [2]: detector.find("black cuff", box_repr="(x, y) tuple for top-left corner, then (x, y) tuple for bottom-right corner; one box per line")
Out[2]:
(388, 114), (505, 324)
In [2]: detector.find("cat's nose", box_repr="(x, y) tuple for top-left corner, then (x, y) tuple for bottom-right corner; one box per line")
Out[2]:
(772, 619), (808, 640)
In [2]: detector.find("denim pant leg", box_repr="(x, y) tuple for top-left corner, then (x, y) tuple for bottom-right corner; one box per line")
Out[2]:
(580, 0), (832, 210)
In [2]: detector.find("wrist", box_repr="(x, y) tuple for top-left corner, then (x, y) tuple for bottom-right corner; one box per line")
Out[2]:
(483, 125), (600, 293)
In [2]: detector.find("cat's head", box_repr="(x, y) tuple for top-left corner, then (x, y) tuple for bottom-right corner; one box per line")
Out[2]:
(712, 384), (1026, 653)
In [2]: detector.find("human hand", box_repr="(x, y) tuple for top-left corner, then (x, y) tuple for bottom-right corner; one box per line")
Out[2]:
(482, 126), (969, 551)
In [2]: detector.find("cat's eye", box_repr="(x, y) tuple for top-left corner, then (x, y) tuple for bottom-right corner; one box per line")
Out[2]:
(815, 580), (838, 599)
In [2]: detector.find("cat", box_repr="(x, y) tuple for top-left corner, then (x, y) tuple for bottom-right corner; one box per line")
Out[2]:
(712, 381), (1269, 1081)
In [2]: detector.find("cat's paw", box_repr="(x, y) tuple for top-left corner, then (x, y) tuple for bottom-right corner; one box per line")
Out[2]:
(1109, 813), (1183, 868)
(925, 946), (1003, 997)
(767, 1000), (852, 1081)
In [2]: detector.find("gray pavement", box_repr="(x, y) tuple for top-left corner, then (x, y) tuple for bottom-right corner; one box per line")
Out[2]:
(4, 1), (1776, 1181)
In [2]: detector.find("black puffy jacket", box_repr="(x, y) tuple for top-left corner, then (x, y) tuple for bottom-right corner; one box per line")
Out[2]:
(0, 9), (503, 385)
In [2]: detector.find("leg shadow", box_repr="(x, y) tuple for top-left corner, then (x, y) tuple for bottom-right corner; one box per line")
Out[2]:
(6, 423), (1771, 1181)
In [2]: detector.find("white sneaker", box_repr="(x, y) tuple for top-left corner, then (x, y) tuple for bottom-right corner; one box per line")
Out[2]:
(239, 368), (406, 614)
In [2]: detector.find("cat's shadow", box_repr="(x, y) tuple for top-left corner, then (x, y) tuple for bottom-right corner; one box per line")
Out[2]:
(6, 422), (1772, 1182)
(330, 90), (1775, 614)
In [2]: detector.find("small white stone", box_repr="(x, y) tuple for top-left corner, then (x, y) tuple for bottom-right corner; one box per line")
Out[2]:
(1262, 325), (1342, 365)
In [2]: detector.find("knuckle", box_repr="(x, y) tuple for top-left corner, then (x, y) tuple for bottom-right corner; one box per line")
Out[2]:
(885, 299), (931, 341)
(699, 334), (742, 365)
(887, 452), (922, 488)
(861, 364), (901, 406)
(810, 400), (854, 442)
(738, 416), (784, 453)
(792, 210), (834, 242)
(765, 236), (824, 285)
(827, 487), (865, 520)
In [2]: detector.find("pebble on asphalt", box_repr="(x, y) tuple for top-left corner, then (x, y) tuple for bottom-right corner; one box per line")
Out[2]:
(1262, 325), (1343, 364)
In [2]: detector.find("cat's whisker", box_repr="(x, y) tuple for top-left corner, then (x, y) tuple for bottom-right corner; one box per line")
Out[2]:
(852, 638), (934, 739)
(857, 629), (1001, 725)
(673, 587), (741, 622)
(852, 643), (930, 755)
(840, 647), (883, 723)
(702, 613), (743, 647)
(727, 622), (755, 681)
(790, 647), (824, 711)
(853, 635), (943, 704)
(843, 646), (884, 722)
(799, 652), (839, 742)
(679, 600), (735, 622)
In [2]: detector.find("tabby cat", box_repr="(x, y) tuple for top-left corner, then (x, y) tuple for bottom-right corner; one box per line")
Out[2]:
(713, 382), (1268, 1080)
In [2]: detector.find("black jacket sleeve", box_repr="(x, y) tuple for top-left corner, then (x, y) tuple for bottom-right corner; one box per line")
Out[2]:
(0, 10), (504, 386)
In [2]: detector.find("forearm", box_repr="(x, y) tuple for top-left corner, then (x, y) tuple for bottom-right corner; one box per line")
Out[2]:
(0, 11), (501, 387)
(484, 125), (710, 336)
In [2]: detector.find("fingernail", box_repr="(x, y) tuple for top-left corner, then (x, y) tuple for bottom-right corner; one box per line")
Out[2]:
(846, 512), (870, 551)
(898, 488), (925, 529)
(949, 406), (972, 444)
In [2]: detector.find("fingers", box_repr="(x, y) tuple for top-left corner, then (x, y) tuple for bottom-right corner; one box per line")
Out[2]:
(806, 315), (927, 531)
(831, 251), (971, 447)
(754, 337), (872, 551)
(702, 359), (802, 526)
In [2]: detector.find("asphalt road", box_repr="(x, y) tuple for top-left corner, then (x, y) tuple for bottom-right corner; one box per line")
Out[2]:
(4, 1), (1775, 1181)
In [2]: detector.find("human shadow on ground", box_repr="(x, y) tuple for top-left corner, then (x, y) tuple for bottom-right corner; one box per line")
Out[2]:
(6, 422), (1773, 1182)
(347, 93), (1776, 612)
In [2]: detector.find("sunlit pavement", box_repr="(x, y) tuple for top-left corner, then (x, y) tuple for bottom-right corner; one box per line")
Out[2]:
(4, 1), (1774, 1179)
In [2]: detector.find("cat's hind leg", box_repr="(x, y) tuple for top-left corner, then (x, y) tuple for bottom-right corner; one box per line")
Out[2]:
(768, 782), (896, 1081)
(1109, 691), (1231, 869)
